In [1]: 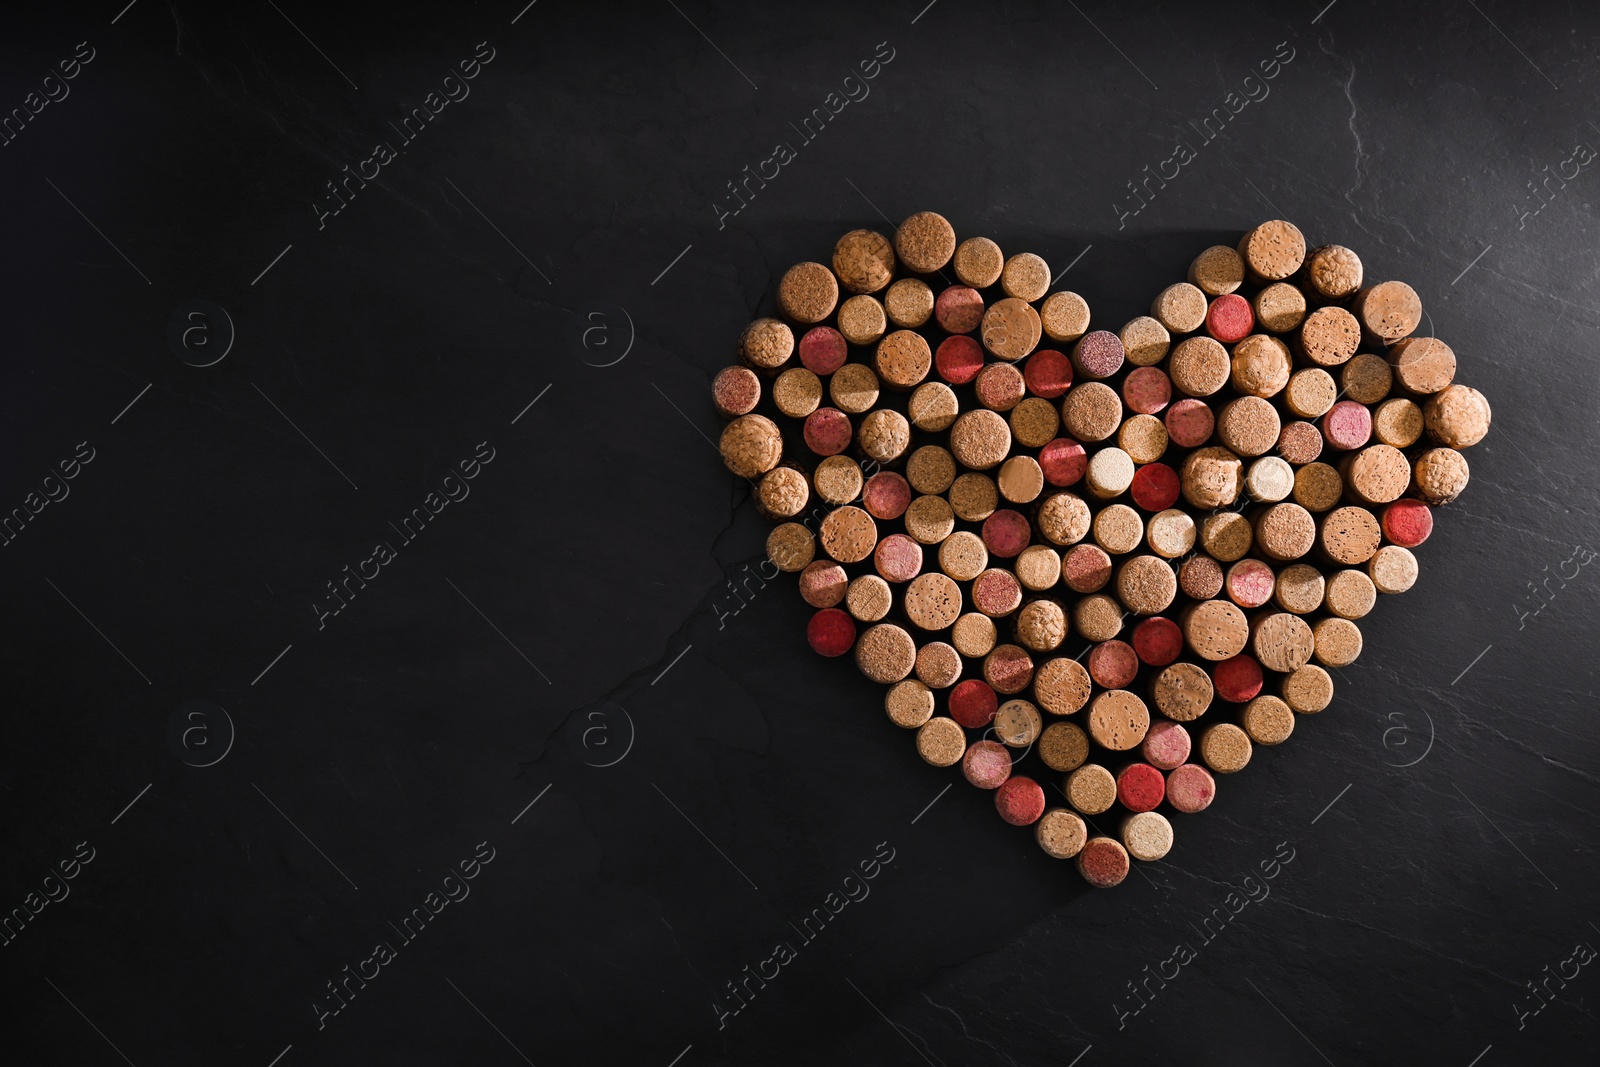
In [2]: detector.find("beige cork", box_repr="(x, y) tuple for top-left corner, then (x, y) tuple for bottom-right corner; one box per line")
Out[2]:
(1182, 599), (1249, 661)
(907, 445), (958, 494)
(1087, 447), (1137, 499)
(1281, 664), (1333, 714)
(739, 317), (796, 370)
(1118, 414), (1169, 465)
(999, 455), (1046, 504)
(758, 466), (809, 519)
(846, 573), (893, 623)
(1293, 462), (1345, 512)
(1200, 511), (1254, 563)
(939, 530), (989, 581)
(1117, 555), (1177, 615)
(1037, 491), (1092, 546)
(1231, 334), (1292, 399)
(1354, 280), (1422, 342)
(1341, 353), (1393, 405)
(1001, 253), (1051, 302)
(1274, 563), (1326, 615)
(1216, 396), (1281, 458)
(1039, 721), (1091, 771)
(1169, 336), (1231, 397)
(1297, 306), (1361, 368)
(777, 262), (839, 325)
(1149, 283), (1206, 335)
(1319, 505), (1381, 565)
(1324, 568), (1376, 619)
(904, 494), (957, 545)
(1413, 447), (1470, 505)
(885, 278), (934, 328)
(952, 612), (998, 658)
(1015, 545), (1062, 593)
(1074, 593), (1126, 643)
(995, 698), (1044, 747)
(984, 643), (1035, 695)
(820, 505), (878, 563)
(1120, 315), (1171, 366)
(953, 236), (1004, 288)
(766, 522), (816, 573)
(1253, 281), (1308, 334)
(1147, 509), (1197, 559)
(1388, 337), (1456, 396)
(829, 295), (880, 350)
(1015, 597), (1067, 650)
(1093, 504), (1145, 555)
(1251, 612), (1315, 673)
(1343, 444), (1410, 505)
(949, 409), (1013, 470)
(814, 455), (864, 505)
(829, 363), (880, 414)
(1238, 220), (1306, 282)
(915, 640), (964, 689)
(895, 211), (957, 274)
(1089, 690), (1150, 751)
(1122, 811), (1175, 862)
(1312, 617), (1363, 667)
(885, 679), (934, 728)
(858, 408), (912, 464)
(1284, 368), (1338, 419)
(1368, 545), (1419, 595)
(1011, 397), (1061, 449)
(1152, 661), (1213, 722)
(833, 229), (897, 294)
(1067, 763), (1118, 814)
(720, 414), (783, 478)
(908, 383), (959, 435)
(950, 472), (1000, 522)
(1246, 456), (1296, 503)
(916, 716), (967, 767)
(980, 297), (1043, 362)
(1036, 807), (1089, 859)
(773, 367), (822, 419)
(1182, 447), (1244, 509)
(1189, 244), (1246, 295)
(856, 622), (916, 683)
(1200, 722), (1253, 773)
(1424, 385), (1491, 449)
(1255, 502), (1316, 561)
(1035, 656), (1094, 716)
(1304, 244), (1363, 301)
(1373, 398), (1424, 448)
(1061, 381), (1123, 442)
(1242, 695), (1295, 745)
(1041, 291), (1092, 343)
(874, 330), (932, 391)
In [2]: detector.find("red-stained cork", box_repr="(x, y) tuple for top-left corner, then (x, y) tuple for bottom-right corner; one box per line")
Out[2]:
(1123, 366), (1173, 415)
(1142, 719), (1192, 770)
(1322, 400), (1372, 451)
(949, 679), (1000, 728)
(972, 568), (1024, 616)
(862, 472), (912, 521)
(1226, 558), (1277, 609)
(935, 285), (986, 334)
(1039, 438), (1089, 486)
(983, 509), (1032, 559)
(962, 740), (1013, 789)
(804, 407), (853, 456)
(1063, 543), (1114, 593)
(935, 335), (985, 385)
(1130, 463), (1181, 512)
(874, 533), (924, 583)
(712, 366), (762, 418)
(1165, 398), (1216, 449)
(1133, 616), (1185, 667)
(975, 362), (1027, 412)
(1089, 639), (1141, 689)
(1381, 499), (1434, 548)
(1025, 350), (1074, 398)
(798, 326), (849, 376)
(1072, 330), (1126, 380)
(1116, 763), (1166, 813)
(996, 776), (1047, 826)
(1214, 654), (1264, 703)
(1165, 764), (1215, 813)
(1076, 837), (1130, 888)
(1206, 294), (1255, 344)
(807, 608), (857, 657)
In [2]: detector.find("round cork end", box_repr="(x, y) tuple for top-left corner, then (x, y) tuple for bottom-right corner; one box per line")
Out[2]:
(1207, 293), (1255, 344)
(1179, 554), (1225, 601)
(1321, 400), (1372, 452)
(1041, 291), (1092, 343)
(808, 608), (857, 657)
(886, 679), (935, 728)
(894, 211), (957, 274)
(907, 445), (958, 495)
(1325, 568), (1377, 619)
(1297, 306), (1361, 368)
(1182, 447), (1244, 510)
(1117, 555), (1177, 615)
(1319, 506), (1381, 565)
(1023, 350), (1074, 400)
(1225, 559), (1276, 609)
(962, 740), (1013, 789)
(1256, 502), (1316, 561)
(1077, 836), (1130, 888)
(1062, 543), (1113, 593)
(1061, 381), (1123, 442)
(1015, 598), (1066, 651)
(1373, 398), (1424, 448)
(904, 572), (963, 631)
(804, 408), (854, 459)
(1355, 280), (1422, 342)
(1001, 253), (1051, 302)
(1312, 617), (1363, 667)
(915, 641), (962, 689)
(1117, 763), (1166, 813)
(820, 504), (878, 563)
(1413, 447), (1470, 505)
(777, 262), (839, 325)
(1344, 444), (1410, 505)
(758, 466), (810, 519)
(1164, 398), (1216, 449)
(1277, 421), (1324, 466)
(1182, 600), (1249, 661)
(1217, 396), (1281, 458)
(934, 285), (984, 335)
(972, 568), (1023, 618)
(1214, 653), (1264, 703)
(1200, 512), (1253, 563)
(833, 229), (896, 294)
(953, 236), (1004, 289)
(838, 295), (887, 347)
(829, 363), (880, 415)
(980, 297), (1043, 362)
(1246, 456), (1296, 503)
(1282, 664), (1334, 714)
(1118, 416), (1168, 466)
(1037, 491), (1092, 548)
(952, 612), (998, 658)
(995, 776), (1046, 826)
(885, 278), (934, 328)
(1093, 504), (1144, 556)
(863, 471), (913, 520)
(858, 408), (912, 464)
(1010, 398), (1061, 449)
(1341, 353), (1393, 406)
(1200, 722), (1253, 773)
(1253, 281), (1307, 334)
(1072, 330), (1126, 380)
(1122, 810), (1174, 861)
(1169, 336), (1231, 397)
(1089, 690), (1150, 751)
(916, 716), (967, 767)
(1242, 695), (1295, 745)
(846, 574), (893, 623)
(1293, 462), (1345, 513)
(950, 679), (998, 728)
(1231, 334), (1292, 399)
(1369, 545), (1419, 595)
(1381, 499), (1433, 548)
(1166, 763), (1216, 813)
(773, 367), (823, 419)
(1388, 337), (1456, 396)
(1251, 612), (1315, 673)
(767, 522), (816, 573)
(1189, 244), (1245, 295)
(713, 365), (762, 417)
(935, 335), (984, 386)
(1039, 721), (1090, 771)
(1152, 661), (1213, 722)
(1285, 368), (1338, 419)
(938, 530), (988, 582)
(874, 533), (924, 583)
(720, 414), (783, 478)
(975, 362), (1027, 412)
(1305, 244), (1364, 300)
(949, 409), (1013, 470)
(1123, 366), (1172, 416)
(1066, 764), (1118, 815)
(1035, 656), (1093, 716)
(1036, 808), (1088, 859)
(1273, 562), (1325, 615)
(1152, 282), (1208, 334)
(1238, 219), (1306, 281)
(1014, 544), (1061, 591)
(1087, 447), (1137, 499)
(874, 330), (932, 391)
(1424, 384), (1491, 449)
(814, 455), (863, 505)
(984, 643), (1035, 695)
(1146, 508), (1195, 559)
(855, 622), (916, 683)
(798, 326), (848, 376)
(799, 560), (848, 608)
(1120, 315), (1171, 367)
(982, 508), (1032, 558)
(1142, 717), (1192, 771)
(739, 317), (796, 370)
(995, 698), (1044, 747)
(1132, 464), (1181, 514)
(949, 472), (999, 522)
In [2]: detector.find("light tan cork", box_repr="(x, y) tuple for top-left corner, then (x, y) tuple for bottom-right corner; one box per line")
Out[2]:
(1253, 282), (1307, 334)
(1182, 447), (1244, 509)
(1368, 545), (1419, 594)
(1169, 336), (1231, 397)
(981, 297), (1043, 362)
(1011, 397), (1061, 449)
(949, 409), (1014, 470)
(1074, 593), (1126, 642)
(1324, 568), (1376, 619)
(999, 455), (1046, 504)
(777, 262), (839, 325)
(885, 278), (934, 328)
(1424, 385), (1492, 449)
(1041, 291), (1092, 343)
(1117, 555), (1177, 615)
(939, 530), (989, 581)
(1304, 244), (1363, 301)
(1296, 306), (1361, 368)
(829, 362), (880, 414)
(1373, 398), (1424, 447)
(885, 679), (934, 728)
(954, 236), (1004, 288)
(1015, 597), (1067, 650)
(1200, 722), (1253, 773)
(915, 640), (964, 689)
(950, 472), (1000, 522)
(857, 408), (912, 464)
(1246, 456), (1295, 503)
(1015, 545), (1063, 593)
(856, 622), (916, 683)
(1255, 502), (1316, 561)
(1034, 656), (1093, 716)
(1319, 506), (1382, 565)
(1284, 368), (1338, 419)
(894, 211), (957, 274)
(1274, 562), (1326, 615)
(773, 367), (822, 419)
(846, 574), (893, 622)
(1181, 599), (1249, 661)
(952, 612), (998, 658)
(916, 716), (967, 766)
(1036, 807), (1089, 859)
(1242, 695), (1295, 745)
(1312, 617), (1363, 667)
(1001, 253), (1051, 302)
(1231, 334), (1292, 399)
(1120, 315), (1171, 366)
(838, 294), (888, 347)
(814, 455), (864, 506)
(1343, 444), (1410, 505)
(1087, 447), (1137, 499)
(1093, 503), (1145, 555)
(766, 522), (816, 573)
(1413, 447), (1470, 504)
(1122, 811), (1174, 862)
(1039, 721), (1091, 771)
(820, 504), (878, 563)
(1251, 612), (1315, 673)
(904, 572), (963, 631)
(875, 329), (932, 390)
(995, 698), (1044, 747)
(1061, 381), (1123, 442)
(1238, 220), (1306, 282)
(1388, 337), (1456, 396)
(1118, 414), (1169, 465)
(720, 414), (783, 478)
(908, 382), (960, 434)
(1147, 509), (1197, 559)
(1151, 661), (1214, 721)
(833, 229), (896, 294)
(1066, 763), (1117, 814)
(904, 494), (956, 545)
(1037, 491), (1092, 546)
(758, 466), (809, 519)
(1152, 282), (1208, 334)
(1354, 280), (1422, 342)
(1281, 664), (1333, 713)
(1189, 244), (1245, 295)
(1217, 396), (1282, 457)
(739, 317), (796, 370)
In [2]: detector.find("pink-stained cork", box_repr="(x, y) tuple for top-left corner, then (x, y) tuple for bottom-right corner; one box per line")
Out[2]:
(1165, 763), (1216, 813)
(862, 472), (912, 520)
(935, 335), (985, 385)
(1116, 763), (1166, 813)
(1382, 499), (1434, 548)
(1039, 438), (1089, 486)
(1130, 463), (1181, 512)
(807, 608), (857, 657)
(1165, 398), (1215, 449)
(1205, 293), (1255, 344)
(949, 679), (999, 728)
(1214, 654), (1264, 703)
(1142, 719), (1192, 770)
(1225, 559), (1276, 609)
(963, 740), (1013, 789)
(712, 366), (762, 418)
(804, 407), (853, 456)
(798, 560), (848, 608)
(1132, 616), (1184, 667)
(874, 533), (924, 583)
(1024, 350), (1074, 398)
(1089, 639), (1140, 689)
(982, 509), (1033, 559)
(995, 776), (1047, 826)
(975, 362), (1027, 412)
(972, 568), (1023, 616)
(1076, 837), (1130, 887)
(798, 326), (849, 376)
(1322, 400), (1372, 451)
(1072, 330), (1126, 380)
(935, 285), (986, 334)
(1063, 543), (1113, 593)
(1123, 366), (1173, 415)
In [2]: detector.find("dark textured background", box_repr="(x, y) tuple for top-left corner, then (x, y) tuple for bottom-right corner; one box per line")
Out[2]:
(2, 1), (1596, 1064)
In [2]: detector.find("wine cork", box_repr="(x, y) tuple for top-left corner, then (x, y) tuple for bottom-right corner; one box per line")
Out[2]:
(1037, 491), (1092, 546)
(1040, 291), (1092, 343)
(1242, 695), (1295, 745)
(1039, 721), (1090, 771)
(1369, 545), (1418, 594)
(1169, 336), (1230, 397)
(1089, 638), (1140, 689)
(927, 497), (984, 555)
(777, 262), (839, 324)
(1072, 330), (1126, 380)
(1036, 807), (1088, 859)
(846, 574), (893, 622)
(1023, 350), (1074, 400)
(1304, 244), (1363, 301)
(1206, 293), (1255, 344)
(1225, 558), (1276, 609)
(1273, 562), (1325, 614)
(963, 740), (1012, 789)
(813, 455), (862, 505)
(838, 294), (887, 347)
(1015, 597), (1066, 650)
(980, 297), (1043, 362)
(1276, 421), (1324, 466)
(949, 679), (999, 728)
(1238, 219), (1306, 282)
(1281, 664), (1333, 713)
(1123, 366), (1172, 417)
(1165, 764), (1216, 813)
(1253, 281), (1307, 334)
(804, 408), (853, 458)
(1254, 502), (1316, 561)
(905, 567), (962, 632)
(907, 445), (957, 495)
(766, 522), (816, 573)
(1061, 381), (1123, 442)
(1039, 438), (1088, 488)
(1179, 554), (1224, 600)
(820, 505), (878, 563)
(975, 362), (1027, 412)
(1319, 505), (1381, 565)
(996, 776), (1046, 826)
(808, 608), (857, 657)
(1189, 244), (1245, 295)
(949, 472), (999, 522)
(1073, 593), (1126, 642)
(712, 365), (761, 417)
(874, 532), (924, 583)
(1011, 397), (1061, 449)
(952, 612), (998, 658)
(1120, 315), (1171, 367)
(934, 285), (984, 335)
(1381, 499), (1433, 548)
(798, 325), (848, 376)
(1142, 718), (1192, 770)
(1093, 503), (1145, 555)
(938, 530), (988, 581)
(1118, 415), (1168, 465)
(1122, 811), (1174, 861)
(1354, 280), (1422, 342)
(1062, 543), (1113, 593)
(1321, 400), (1372, 451)
(972, 568), (1023, 617)
(1230, 334), (1292, 399)
(833, 229), (896, 294)
(1132, 463), (1181, 513)
(1116, 763), (1166, 814)
(856, 622), (915, 683)
(886, 679), (934, 728)
(1216, 396), (1281, 457)
(1035, 657), (1093, 717)
(995, 698), (1043, 746)
(953, 236), (1003, 288)
(1152, 661), (1213, 721)
(1200, 722), (1252, 773)
(1343, 444), (1409, 505)
(1087, 447), (1137, 499)
(1117, 555), (1177, 615)
(982, 507), (1032, 558)
(1373, 398), (1423, 448)
(1387, 337), (1456, 395)
(1324, 568), (1376, 619)
(1181, 447), (1244, 509)
(1152, 283), (1208, 334)
(758, 466), (809, 518)
(773, 367), (822, 419)
(885, 278), (934, 328)
(858, 409), (912, 465)
(720, 414), (783, 478)
(1066, 764), (1117, 814)
(1001, 252), (1051, 302)
(1200, 512), (1253, 563)
(874, 330), (932, 391)
(894, 211), (956, 274)
(1413, 447), (1469, 505)
(905, 385), (957, 436)
(933, 338), (982, 389)
(1424, 384), (1491, 449)
(1076, 836), (1130, 888)
(1014, 545), (1062, 592)
(1164, 398), (1216, 448)
(1293, 462), (1344, 512)
(949, 409), (1013, 470)
(829, 363), (880, 414)
(1296, 306), (1361, 367)
(739, 317), (796, 370)
(916, 716), (967, 767)
(1250, 612), (1315, 673)
(1341, 353), (1392, 405)
(1146, 508), (1196, 559)
(1181, 600), (1249, 661)
(1089, 690), (1151, 751)
(1284, 368), (1338, 418)
(1245, 456), (1295, 503)
(984, 643), (1035, 695)
(915, 641), (962, 689)
(1312, 617), (1362, 667)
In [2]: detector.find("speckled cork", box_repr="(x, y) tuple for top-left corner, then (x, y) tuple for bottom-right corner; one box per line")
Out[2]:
(1123, 366), (1173, 417)
(1024, 350), (1074, 399)
(995, 698), (1044, 747)
(846, 573), (893, 623)
(885, 679), (935, 728)
(1285, 368), (1338, 419)
(1341, 353), (1393, 405)
(1293, 462), (1345, 512)
(1217, 396), (1282, 457)
(1014, 545), (1062, 592)
(953, 236), (1004, 288)
(1251, 612), (1315, 673)
(1164, 398), (1216, 448)
(777, 261), (839, 325)
(972, 567), (1024, 617)
(799, 325), (849, 376)
(1072, 330), (1126, 380)
(863, 471), (912, 520)
(766, 522), (816, 573)
(1253, 281), (1307, 334)
(1282, 664), (1334, 714)
(874, 533), (924, 583)
(983, 507), (1032, 558)
(720, 414), (783, 478)
(1312, 616), (1363, 667)
(773, 367), (822, 419)
(980, 297), (1043, 362)
(1039, 721), (1091, 771)
(1087, 447), (1137, 499)
(885, 278), (935, 328)
(1036, 808), (1089, 859)
(1388, 337), (1456, 396)
(1015, 598), (1066, 650)
(1066, 764), (1118, 815)
(1373, 398), (1424, 448)
(833, 229), (896, 294)
(1319, 505), (1382, 565)
(1120, 315), (1171, 367)
(1255, 502), (1316, 561)
(739, 317), (796, 370)
(1034, 656), (1094, 716)
(1169, 336), (1231, 397)
(1424, 385), (1492, 449)
(1198, 512), (1251, 564)
(1147, 508), (1196, 559)
(857, 408), (911, 464)
(995, 776), (1046, 826)
(1061, 381), (1123, 442)
(949, 409), (1013, 470)
(1152, 282), (1208, 334)
(1354, 280), (1423, 342)
(1231, 334), (1292, 399)
(1118, 415), (1169, 465)
(1381, 499), (1434, 548)
(820, 504), (878, 563)
(1088, 690), (1150, 751)
(1077, 837), (1131, 888)
(1122, 811), (1174, 861)
(838, 294), (888, 347)
(952, 612), (998, 658)
(1116, 555), (1177, 615)
(904, 572), (963, 631)
(713, 365), (762, 417)
(829, 363), (880, 415)
(1182, 447), (1244, 509)
(1189, 244), (1245, 295)
(1038, 493), (1092, 551)
(938, 530), (989, 581)
(1274, 563), (1326, 615)
(874, 330), (932, 391)
(758, 466), (810, 519)
(1142, 718), (1192, 771)
(1413, 447), (1470, 505)
(894, 211), (956, 274)
(1369, 545), (1419, 594)
(1179, 554), (1225, 600)
(1089, 639), (1140, 689)
(1117, 763), (1166, 814)
(1011, 397), (1061, 449)
(1041, 291), (1092, 343)
(1277, 421), (1324, 466)
(813, 455), (862, 505)
(1343, 444), (1410, 505)
(907, 445), (958, 494)
(1321, 400), (1372, 451)
(799, 560), (847, 608)
(984, 644), (1036, 695)
(1182, 599), (1249, 661)
(1324, 568), (1377, 619)
(963, 741), (1012, 789)
(1238, 219), (1306, 282)
(949, 472), (1000, 522)
(1200, 721), (1253, 773)
(975, 362), (1027, 412)
(1001, 253), (1051, 302)
(1063, 543), (1114, 593)
(901, 497), (954, 550)
(934, 285), (985, 335)
(1166, 763), (1216, 813)
(1242, 695), (1295, 745)
(1304, 244), (1363, 300)
(916, 716), (967, 767)
(1093, 504), (1145, 555)
(1151, 661), (1214, 722)
(1207, 293), (1255, 344)
(855, 622), (916, 683)
(1297, 306), (1361, 367)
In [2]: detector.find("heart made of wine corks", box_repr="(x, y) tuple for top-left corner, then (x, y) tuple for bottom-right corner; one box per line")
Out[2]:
(712, 213), (1491, 888)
